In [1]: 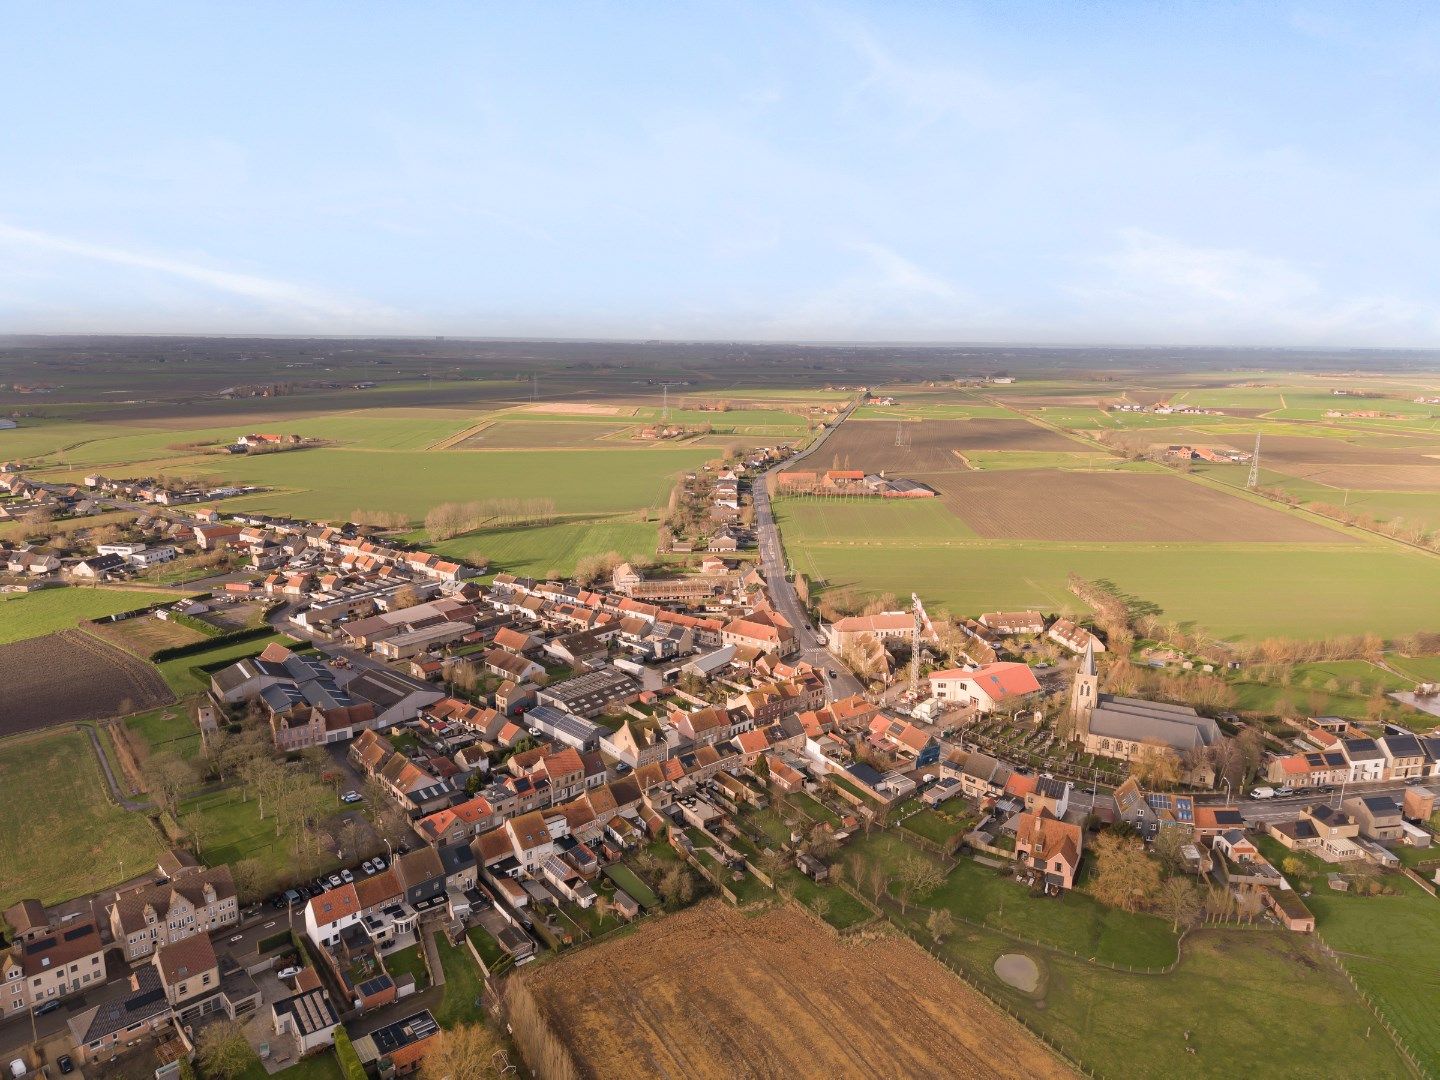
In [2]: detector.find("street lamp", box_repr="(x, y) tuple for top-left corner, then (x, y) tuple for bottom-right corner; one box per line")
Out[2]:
(1221, 777), (1231, 805)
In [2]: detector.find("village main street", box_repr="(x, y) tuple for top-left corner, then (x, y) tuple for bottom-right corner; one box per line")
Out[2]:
(753, 400), (865, 702)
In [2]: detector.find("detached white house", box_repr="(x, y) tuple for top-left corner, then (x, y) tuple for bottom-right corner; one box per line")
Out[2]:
(927, 662), (1040, 713)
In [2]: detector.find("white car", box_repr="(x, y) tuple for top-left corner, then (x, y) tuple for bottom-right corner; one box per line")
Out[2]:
(276, 966), (302, 980)
(340, 791), (362, 804)
(1249, 786), (1277, 799)
(340, 869), (354, 883)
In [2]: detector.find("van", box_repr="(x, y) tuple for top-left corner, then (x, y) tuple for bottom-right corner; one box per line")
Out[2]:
(1249, 786), (1276, 800)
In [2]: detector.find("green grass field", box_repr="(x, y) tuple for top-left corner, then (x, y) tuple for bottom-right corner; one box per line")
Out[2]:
(0, 729), (164, 909)
(0, 588), (179, 645)
(1304, 874), (1440, 1071)
(383, 942), (430, 989)
(964, 450), (1130, 471)
(423, 516), (658, 578)
(922, 859), (1179, 968)
(432, 937), (487, 1029)
(782, 502), (1440, 638)
(124, 706), (203, 762)
(178, 788), (343, 893)
(152, 445), (708, 522)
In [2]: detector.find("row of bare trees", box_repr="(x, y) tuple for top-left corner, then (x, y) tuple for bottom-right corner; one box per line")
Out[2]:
(425, 497), (558, 540)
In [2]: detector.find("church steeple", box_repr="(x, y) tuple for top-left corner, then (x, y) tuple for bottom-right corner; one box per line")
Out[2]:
(1070, 637), (1099, 732)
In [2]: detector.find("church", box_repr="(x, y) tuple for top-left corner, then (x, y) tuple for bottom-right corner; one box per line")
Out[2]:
(1069, 642), (1220, 770)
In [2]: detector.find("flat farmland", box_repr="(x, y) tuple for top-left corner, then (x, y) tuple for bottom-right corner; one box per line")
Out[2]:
(937, 470), (1355, 542)
(152, 446), (710, 522)
(0, 630), (175, 733)
(452, 420), (629, 447)
(523, 900), (1075, 1080)
(949, 418), (1088, 452)
(0, 588), (179, 645)
(422, 516), (659, 578)
(782, 525), (1440, 639)
(777, 497), (977, 542)
(0, 728), (165, 910)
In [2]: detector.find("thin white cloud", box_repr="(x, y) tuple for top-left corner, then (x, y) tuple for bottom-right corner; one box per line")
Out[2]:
(842, 239), (962, 301)
(1073, 228), (1440, 344)
(814, 3), (1037, 135)
(0, 220), (392, 326)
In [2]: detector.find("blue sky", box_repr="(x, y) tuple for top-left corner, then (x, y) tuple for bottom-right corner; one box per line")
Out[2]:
(2, 1), (1438, 344)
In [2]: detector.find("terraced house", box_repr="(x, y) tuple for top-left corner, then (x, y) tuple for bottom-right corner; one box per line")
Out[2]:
(107, 861), (239, 961)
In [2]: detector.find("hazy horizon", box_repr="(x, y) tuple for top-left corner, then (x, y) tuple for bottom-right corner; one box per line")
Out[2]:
(4, 2), (1439, 347)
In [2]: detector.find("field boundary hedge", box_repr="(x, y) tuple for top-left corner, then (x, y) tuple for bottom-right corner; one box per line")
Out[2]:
(151, 625), (276, 663)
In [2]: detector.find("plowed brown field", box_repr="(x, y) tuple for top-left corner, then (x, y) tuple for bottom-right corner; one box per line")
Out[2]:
(805, 418), (1079, 476)
(0, 630), (174, 734)
(937, 470), (1358, 542)
(523, 900), (1077, 1080)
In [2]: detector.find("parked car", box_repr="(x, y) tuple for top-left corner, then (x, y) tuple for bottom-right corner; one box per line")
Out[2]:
(371, 856), (387, 871)
(283, 888), (303, 906)
(34, 1000), (62, 1017)
(340, 869), (354, 884)
(361, 860), (375, 874)
(340, 790), (362, 804)
(326, 875), (343, 889)
(276, 965), (303, 980)
(1250, 786), (1277, 799)
(57, 1056), (74, 1075)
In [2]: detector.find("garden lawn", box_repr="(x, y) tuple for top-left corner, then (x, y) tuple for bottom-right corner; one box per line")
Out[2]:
(0, 729), (164, 910)
(124, 706), (201, 762)
(383, 943), (430, 989)
(784, 872), (873, 931)
(923, 859), (1179, 969)
(0, 588), (178, 645)
(156, 633), (299, 695)
(433, 938), (487, 1029)
(901, 807), (973, 846)
(179, 788), (342, 893)
(607, 862), (661, 908)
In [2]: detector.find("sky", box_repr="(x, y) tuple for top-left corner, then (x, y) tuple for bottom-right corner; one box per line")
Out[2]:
(2, 1), (1439, 345)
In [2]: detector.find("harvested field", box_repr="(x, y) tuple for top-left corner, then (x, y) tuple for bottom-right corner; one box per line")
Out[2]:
(938, 470), (1357, 542)
(1267, 463), (1440, 491)
(84, 614), (208, 657)
(0, 630), (174, 734)
(1253, 434), (1440, 467)
(522, 900), (1075, 1080)
(802, 418), (1082, 479)
(948, 419), (1086, 452)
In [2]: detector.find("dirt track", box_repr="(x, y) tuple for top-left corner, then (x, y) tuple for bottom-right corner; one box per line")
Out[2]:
(524, 900), (1077, 1080)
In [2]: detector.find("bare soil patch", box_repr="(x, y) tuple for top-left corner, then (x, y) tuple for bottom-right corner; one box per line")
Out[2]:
(938, 470), (1357, 543)
(809, 418), (1076, 476)
(523, 899), (1075, 1080)
(1257, 435), (1440, 467)
(516, 402), (626, 416)
(84, 615), (207, 657)
(995, 953), (1041, 993)
(0, 630), (174, 734)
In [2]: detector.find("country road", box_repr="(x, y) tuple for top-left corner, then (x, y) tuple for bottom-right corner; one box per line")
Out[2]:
(752, 400), (865, 702)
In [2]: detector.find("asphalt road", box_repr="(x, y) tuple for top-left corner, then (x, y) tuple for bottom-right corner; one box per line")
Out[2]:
(1230, 779), (1437, 825)
(751, 401), (865, 702)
